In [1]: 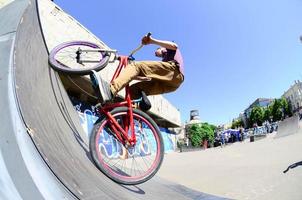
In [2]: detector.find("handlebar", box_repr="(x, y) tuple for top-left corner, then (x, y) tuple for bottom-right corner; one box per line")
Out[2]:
(129, 32), (152, 58)
(146, 32), (152, 38)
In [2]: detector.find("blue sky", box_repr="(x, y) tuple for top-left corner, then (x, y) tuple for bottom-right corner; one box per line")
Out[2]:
(55, 0), (302, 125)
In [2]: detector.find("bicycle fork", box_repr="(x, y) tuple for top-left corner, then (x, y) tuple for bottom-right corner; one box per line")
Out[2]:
(100, 92), (137, 147)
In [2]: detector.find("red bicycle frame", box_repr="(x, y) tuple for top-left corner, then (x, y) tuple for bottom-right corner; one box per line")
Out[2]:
(98, 56), (137, 146)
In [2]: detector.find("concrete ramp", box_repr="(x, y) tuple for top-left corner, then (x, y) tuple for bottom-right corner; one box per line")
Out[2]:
(275, 115), (300, 138)
(0, 0), (226, 199)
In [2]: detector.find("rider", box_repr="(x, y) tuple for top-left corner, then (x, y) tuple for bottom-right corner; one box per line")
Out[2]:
(96, 34), (184, 105)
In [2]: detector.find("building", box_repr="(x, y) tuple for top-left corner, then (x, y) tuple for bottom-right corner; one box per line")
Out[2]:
(244, 98), (274, 117)
(242, 98), (274, 127)
(282, 80), (302, 113)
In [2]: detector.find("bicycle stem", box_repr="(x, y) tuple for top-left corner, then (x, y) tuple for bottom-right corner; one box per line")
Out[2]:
(129, 44), (144, 57)
(129, 32), (152, 57)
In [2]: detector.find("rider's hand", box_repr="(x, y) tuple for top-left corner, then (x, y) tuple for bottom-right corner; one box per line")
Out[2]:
(141, 35), (152, 45)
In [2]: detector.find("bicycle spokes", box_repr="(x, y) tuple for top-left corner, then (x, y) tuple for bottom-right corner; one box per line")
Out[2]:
(53, 43), (103, 69)
(91, 108), (163, 184)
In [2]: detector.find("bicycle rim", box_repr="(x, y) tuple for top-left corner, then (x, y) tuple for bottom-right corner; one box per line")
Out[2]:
(90, 107), (164, 185)
(49, 41), (109, 75)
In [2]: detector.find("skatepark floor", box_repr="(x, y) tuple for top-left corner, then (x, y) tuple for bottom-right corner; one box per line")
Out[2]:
(158, 131), (302, 200)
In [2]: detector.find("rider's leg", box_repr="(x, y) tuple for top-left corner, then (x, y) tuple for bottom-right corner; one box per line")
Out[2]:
(129, 60), (184, 98)
(130, 80), (178, 112)
(91, 62), (142, 102)
(130, 78), (181, 98)
(110, 62), (141, 96)
(111, 60), (183, 96)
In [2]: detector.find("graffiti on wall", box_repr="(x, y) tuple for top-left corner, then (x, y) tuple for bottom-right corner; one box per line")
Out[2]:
(71, 98), (176, 154)
(159, 127), (176, 152)
(96, 124), (155, 159)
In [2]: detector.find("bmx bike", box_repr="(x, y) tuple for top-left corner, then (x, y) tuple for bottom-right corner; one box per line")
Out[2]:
(49, 33), (164, 185)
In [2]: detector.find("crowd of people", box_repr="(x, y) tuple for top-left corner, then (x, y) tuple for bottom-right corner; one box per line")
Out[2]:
(213, 122), (278, 147)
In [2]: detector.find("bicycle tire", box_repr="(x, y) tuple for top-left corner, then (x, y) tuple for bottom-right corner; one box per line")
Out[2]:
(90, 107), (164, 185)
(48, 41), (110, 75)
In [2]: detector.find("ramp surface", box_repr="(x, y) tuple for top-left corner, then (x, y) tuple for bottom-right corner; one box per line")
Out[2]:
(1, 0), (226, 199)
(275, 116), (301, 138)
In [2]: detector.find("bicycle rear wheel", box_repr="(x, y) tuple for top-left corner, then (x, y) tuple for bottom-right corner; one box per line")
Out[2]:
(90, 107), (164, 185)
(49, 41), (110, 75)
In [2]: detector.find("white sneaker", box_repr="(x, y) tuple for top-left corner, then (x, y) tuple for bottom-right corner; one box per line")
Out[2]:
(90, 70), (112, 102)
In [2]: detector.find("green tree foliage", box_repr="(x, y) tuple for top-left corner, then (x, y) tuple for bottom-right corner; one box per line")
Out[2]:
(249, 98), (293, 127)
(263, 106), (272, 122)
(201, 123), (215, 143)
(280, 97), (293, 117)
(231, 119), (244, 129)
(287, 100), (293, 116)
(249, 106), (264, 126)
(188, 123), (215, 147)
(188, 124), (202, 147)
(208, 124), (217, 132)
(271, 99), (282, 121)
(270, 98), (293, 121)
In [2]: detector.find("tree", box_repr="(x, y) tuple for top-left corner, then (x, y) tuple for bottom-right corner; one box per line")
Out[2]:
(208, 124), (217, 133)
(188, 124), (203, 147)
(188, 123), (215, 147)
(270, 98), (293, 121)
(200, 123), (215, 144)
(271, 99), (282, 121)
(231, 119), (244, 129)
(280, 97), (293, 117)
(249, 106), (264, 126)
(263, 106), (272, 122)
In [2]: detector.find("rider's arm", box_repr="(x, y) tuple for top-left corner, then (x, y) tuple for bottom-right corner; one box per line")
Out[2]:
(150, 38), (178, 50)
(142, 36), (178, 50)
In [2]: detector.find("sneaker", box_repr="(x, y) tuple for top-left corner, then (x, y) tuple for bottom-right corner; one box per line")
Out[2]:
(139, 91), (151, 111)
(90, 70), (112, 102)
(90, 71), (101, 99)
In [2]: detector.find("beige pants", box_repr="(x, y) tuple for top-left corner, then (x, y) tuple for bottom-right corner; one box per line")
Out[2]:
(110, 61), (184, 98)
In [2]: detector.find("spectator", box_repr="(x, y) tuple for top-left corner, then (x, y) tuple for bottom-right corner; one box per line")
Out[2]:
(239, 127), (244, 141)
(253, 123), (258, 134)
(220, 132), (225, 147)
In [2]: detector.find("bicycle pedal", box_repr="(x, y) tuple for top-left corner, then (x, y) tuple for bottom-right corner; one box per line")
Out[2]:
(139, 91), (151, 111)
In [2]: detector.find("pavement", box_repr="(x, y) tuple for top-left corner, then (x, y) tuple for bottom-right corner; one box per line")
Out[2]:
(157, 130), (302, 200)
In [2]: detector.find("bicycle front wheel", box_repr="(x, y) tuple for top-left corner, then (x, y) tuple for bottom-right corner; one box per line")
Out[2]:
(49, 41), (110, 75)
(90, 107), (164, 185)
